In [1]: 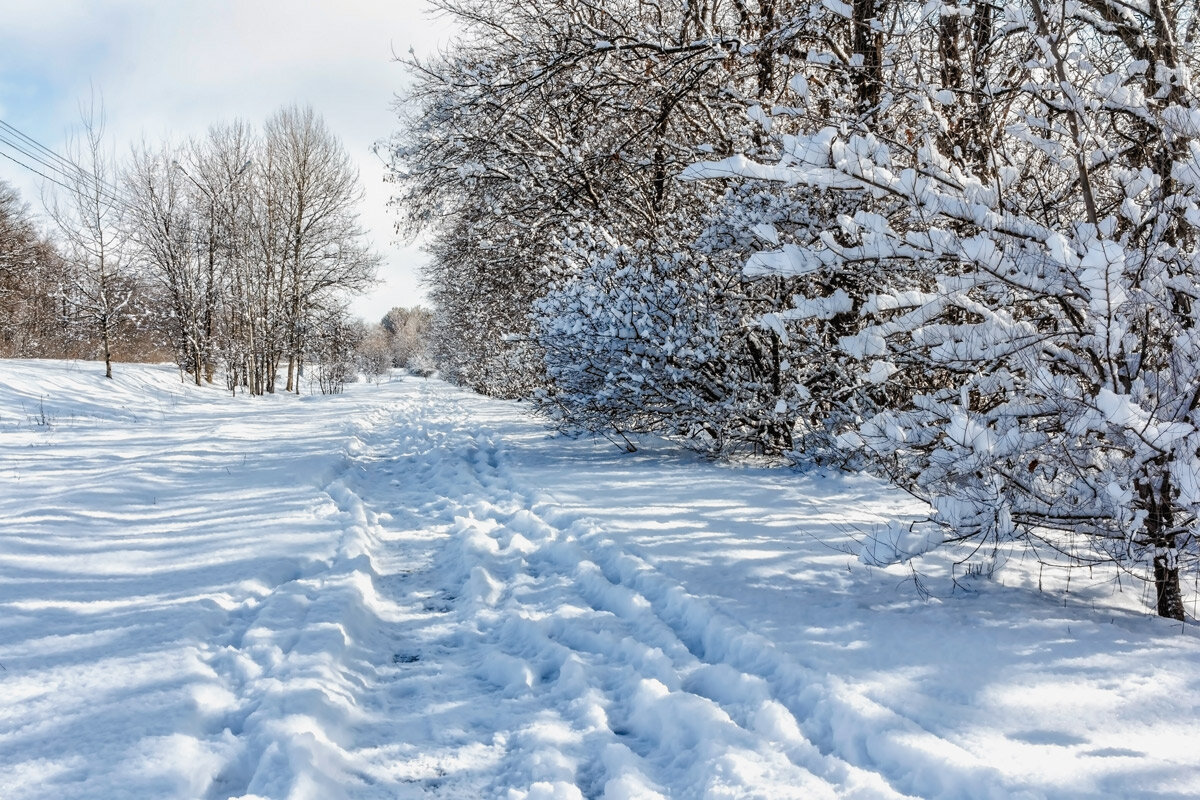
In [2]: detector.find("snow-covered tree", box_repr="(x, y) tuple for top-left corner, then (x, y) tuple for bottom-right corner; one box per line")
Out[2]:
(387, 0), (796, 400)
(690, 0), (1200, 618)
(380, 305), (432, 370)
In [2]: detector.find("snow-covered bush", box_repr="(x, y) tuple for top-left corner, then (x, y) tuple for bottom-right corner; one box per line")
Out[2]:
(309, 312), (364, 395)
(355, 326), (393, 383)
(385, 0), (798, 402)
(538, 236), (745, 452)
(690, 0), (1200, 618)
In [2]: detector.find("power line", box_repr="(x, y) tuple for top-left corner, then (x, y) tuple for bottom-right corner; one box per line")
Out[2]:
(0, 148), (87, 198)
(0, 127), (227, 255)
(0, 118), (138, 213)
(0, 129), (87, 185)
(0, 117), (130, 201)
(0, 118), (265, 256)
(0, 135), (129, 211)
(0, 141), (238, 256)
(0, 120), (91, 181)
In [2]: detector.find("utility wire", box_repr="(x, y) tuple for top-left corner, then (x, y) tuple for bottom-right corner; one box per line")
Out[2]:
(0, 120), (93, 181)
(0, 148), (88, 198)
(0, 118), (259, 255)
(0, 119), (139, 213)
(0, 137), (132, 213)
(0, 117), (131, 201)
(0, 145), (132, 213)
(0, 137), (226, 254)
(1, 118), (256, 213)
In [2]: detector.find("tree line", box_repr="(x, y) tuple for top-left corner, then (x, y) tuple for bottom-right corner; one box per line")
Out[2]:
(2, 103), (383, 393)
(386, 0), (1200, 619)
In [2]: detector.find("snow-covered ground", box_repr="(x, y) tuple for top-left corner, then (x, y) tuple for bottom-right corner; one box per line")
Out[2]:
(0, 360), (1197, 800)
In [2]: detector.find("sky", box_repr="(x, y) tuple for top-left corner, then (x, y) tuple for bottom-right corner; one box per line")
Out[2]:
(0, 0), (453, 322)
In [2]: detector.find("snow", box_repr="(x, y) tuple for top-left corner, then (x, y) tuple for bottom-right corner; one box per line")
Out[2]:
(1, 360), (1198, 799)
(820, 0), (854, 19)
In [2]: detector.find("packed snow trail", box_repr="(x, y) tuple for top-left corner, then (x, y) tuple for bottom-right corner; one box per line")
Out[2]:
(351, 382), (905, 799)
(1, 362), (1197, 799)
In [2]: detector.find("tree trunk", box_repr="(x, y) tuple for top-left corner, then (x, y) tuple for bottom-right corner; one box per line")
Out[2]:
(100, 310), (113, 379)
(192, 337), (202, 386)
(204, 248), (217, 384)
(1153, 549), (1185, 621)
(1139, 473), (1186, 621)
(851, 0), (884, 116)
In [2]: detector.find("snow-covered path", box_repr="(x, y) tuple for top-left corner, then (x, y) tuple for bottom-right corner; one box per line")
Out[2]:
(1, 362), (1197, 799)
(353, 382), (903, 799)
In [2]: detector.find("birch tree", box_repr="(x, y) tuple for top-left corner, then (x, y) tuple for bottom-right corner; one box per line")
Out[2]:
(121, 111), (376, 395)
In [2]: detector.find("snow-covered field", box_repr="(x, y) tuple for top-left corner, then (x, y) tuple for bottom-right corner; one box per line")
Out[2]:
(1, 360), (1197, 800)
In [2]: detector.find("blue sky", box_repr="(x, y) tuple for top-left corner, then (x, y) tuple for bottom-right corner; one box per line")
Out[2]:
(0, 0), (451, 320)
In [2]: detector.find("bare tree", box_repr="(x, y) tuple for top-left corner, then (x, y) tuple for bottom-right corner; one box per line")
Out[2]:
(0, 180), (76, 358)
(187, 122), (259, 386)
(355, 323), (394, 382)
(124, 140), (208, 382)
(45, 100), (132, 378)
(264, 105), (378, 394)
(308, 307), (363, 395)
(121, 110), (376, 396)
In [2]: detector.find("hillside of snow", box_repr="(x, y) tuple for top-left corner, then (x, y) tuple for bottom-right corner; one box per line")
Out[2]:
(0, 359), (1197, 799)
